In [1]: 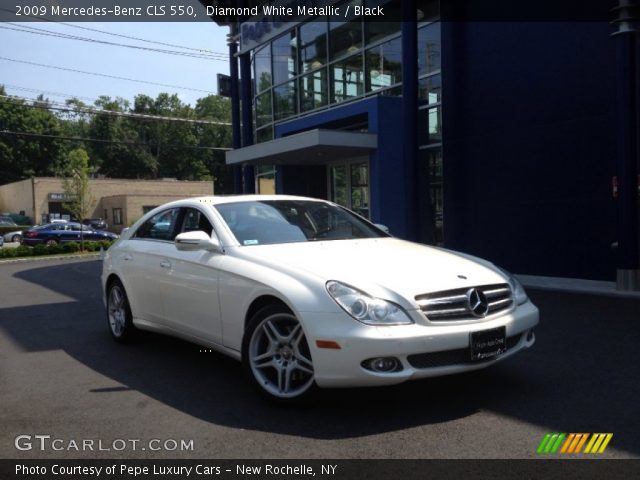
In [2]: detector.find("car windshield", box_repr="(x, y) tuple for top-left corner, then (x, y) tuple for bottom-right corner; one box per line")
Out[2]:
(215, 200), (388, 246)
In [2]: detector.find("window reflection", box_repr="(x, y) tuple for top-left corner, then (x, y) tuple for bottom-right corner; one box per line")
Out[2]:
(418, 74), (441, 105)
(329, 4), (362, 60)
(272, 32), (297, 86)
(299, 21), (327, 72)
(273, 80), (297, 120)
(365, 0), (401, 43)
(418, 23), (441, 76)
(331, 54), (364, 103)
(254, 45), (271, 93)
(300, 69), (328, 112)
(366, 36), (402, 92)
(255, 91), (272, 128)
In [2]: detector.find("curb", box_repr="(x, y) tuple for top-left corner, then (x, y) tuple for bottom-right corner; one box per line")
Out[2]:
(517, 274), (640, 299)
(0, 253), (101, 265)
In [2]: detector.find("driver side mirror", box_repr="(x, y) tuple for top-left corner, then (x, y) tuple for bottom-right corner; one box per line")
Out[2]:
(175, 231), (223, 253)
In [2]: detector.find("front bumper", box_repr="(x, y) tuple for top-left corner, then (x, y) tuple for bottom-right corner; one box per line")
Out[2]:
(302, 300), (539, 388)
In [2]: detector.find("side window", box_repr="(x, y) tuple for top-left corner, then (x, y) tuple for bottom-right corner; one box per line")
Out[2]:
(133, 208), (181, 241)
(179, 208), (213, 236)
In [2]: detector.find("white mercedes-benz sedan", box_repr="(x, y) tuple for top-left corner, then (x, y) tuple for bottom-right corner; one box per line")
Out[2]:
(102, 195), (539, 401)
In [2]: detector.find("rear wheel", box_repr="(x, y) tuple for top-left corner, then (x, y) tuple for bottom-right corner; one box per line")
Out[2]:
(45, 239), (58, 246)
(11, 234), (20, 243)
(106, 279), (136, 343)
(242, 305), (316, 402)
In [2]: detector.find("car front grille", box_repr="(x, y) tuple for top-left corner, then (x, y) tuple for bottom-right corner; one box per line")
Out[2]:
(406, 333), (522, 369)
(415, 283), (513, 322)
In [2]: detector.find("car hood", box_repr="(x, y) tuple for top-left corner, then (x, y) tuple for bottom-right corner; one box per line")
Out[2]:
(235, 238), (508, 309)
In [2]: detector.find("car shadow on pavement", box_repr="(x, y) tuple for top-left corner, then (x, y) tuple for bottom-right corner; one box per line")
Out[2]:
(1, 260), (639, 453)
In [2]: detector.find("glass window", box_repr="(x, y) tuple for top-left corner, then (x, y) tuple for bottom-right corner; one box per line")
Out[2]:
(365, 0), (401, 43)
(254, 45), (272, 92)
(142, 206), (157, 214)
(366, 36), (402, 92)
(256, 127), (274, 143)
(273, 80), (297, 121)
(330, 53), (364, 103)
(350, 162), (369, 218)
(255, 90), (272, 128)
(418, 106), (442, 145)
(329, 6), (362, 60)
(112, 208), (123, 226)
(418, 23), (441, 76)
(427, 148), (443, 244)
(179, 208), (213, 235)
(272, 32), (297, 86)
(417, 0), (440, 22)
(419, 74), (441, 105)
(300, 69), (328, 112)
(133, 208), (180, 241)
(255, 165), (276, 194)
(299, 21), (327, 72)
(215, 200), (385, 246)
(330, 165), (348, 207)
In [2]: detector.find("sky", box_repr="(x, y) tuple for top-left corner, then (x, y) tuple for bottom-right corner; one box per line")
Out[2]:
(0, 19), (231, 107)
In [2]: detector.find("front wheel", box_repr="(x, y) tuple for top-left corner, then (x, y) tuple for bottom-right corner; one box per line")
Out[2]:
(11, 234), (20, 243)
(242, 305), (316, 402)
(45, 239), (58, 246)
(106, 279), (137, 343)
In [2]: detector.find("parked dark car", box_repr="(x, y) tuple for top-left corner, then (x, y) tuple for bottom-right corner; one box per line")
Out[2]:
(22, 223), (118, 246)
(0, 235), (4, 247)
(0, 216), (17, 226)
(83, 218), (108, 230)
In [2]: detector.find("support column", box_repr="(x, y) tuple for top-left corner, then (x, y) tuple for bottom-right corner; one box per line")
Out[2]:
(401, 0), (419, 241)
(240, 53), (255, 194)
(228, 29), (242, 194)
(612, 1), (640, 290)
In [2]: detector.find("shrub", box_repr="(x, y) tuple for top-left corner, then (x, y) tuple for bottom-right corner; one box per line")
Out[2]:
(63, 242), (80, 253)
(15, 245), (33, 257)
(99, 240), (113, 250)
(47, 243), (63, 254)
(33, 244), (48, 256)
(83, 241), (98, 252)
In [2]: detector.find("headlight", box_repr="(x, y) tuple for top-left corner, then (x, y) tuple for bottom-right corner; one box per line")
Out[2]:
(326, 281), (414, 325)
(496, 267), (528, 305)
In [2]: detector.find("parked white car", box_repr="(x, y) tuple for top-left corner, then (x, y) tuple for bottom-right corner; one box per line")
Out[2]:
(102, 195), (539, 401)
(3, 230), (23, 243)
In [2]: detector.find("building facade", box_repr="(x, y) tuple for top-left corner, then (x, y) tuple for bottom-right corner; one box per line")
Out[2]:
(210, 0), (639, 283)
(0, 177), (213, 232)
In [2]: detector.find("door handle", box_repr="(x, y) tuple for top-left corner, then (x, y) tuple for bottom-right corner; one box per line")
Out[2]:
(123, 254), (133, 261)
(160, 260), (171, 269)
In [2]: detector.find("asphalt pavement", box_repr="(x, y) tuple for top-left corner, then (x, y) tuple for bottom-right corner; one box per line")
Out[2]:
(0, 258), (639, 459)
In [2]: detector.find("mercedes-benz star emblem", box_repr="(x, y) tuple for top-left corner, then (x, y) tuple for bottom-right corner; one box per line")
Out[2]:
(466, 288), (489, 317)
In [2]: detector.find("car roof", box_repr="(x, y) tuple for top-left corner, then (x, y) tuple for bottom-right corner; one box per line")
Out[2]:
(160, 194), (331, 209)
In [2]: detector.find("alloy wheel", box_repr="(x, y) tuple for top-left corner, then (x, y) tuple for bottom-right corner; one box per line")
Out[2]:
(248, 313), (315, 399)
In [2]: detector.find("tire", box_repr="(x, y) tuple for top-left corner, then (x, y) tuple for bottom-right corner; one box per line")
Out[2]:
(45, 239), (58, 246)
(106, 279), (137, 343)
(11, 235), (20, 243)
(242, 305), (316, 402)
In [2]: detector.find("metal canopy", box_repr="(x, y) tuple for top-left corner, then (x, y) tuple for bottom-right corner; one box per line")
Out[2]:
(225, 129), (378, 166)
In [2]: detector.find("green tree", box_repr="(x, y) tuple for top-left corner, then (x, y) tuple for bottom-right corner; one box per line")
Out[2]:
(0, 86), (66, 184)
(61, 148), (94, 251)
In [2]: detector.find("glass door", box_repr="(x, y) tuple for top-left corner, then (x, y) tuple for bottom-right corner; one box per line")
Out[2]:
(328, 157), (369, 218)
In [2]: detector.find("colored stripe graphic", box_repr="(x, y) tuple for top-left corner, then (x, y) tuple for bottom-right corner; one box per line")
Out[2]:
(585, 433), (614, 454)
(538, 433), (613, 454)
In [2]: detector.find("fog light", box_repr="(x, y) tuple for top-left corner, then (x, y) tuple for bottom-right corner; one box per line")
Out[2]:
(526, 329), (535, 342)
(362, 357), (402, 373)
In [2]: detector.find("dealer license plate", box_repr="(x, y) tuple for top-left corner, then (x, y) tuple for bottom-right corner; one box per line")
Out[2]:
(470, 326), (507, 362)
